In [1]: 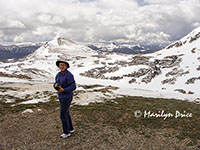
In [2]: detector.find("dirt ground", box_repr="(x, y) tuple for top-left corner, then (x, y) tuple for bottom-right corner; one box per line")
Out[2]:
(0, 97), (200, 150)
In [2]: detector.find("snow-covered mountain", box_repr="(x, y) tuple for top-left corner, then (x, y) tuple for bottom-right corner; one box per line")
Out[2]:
(0, 37), (98, 79)
(1, 27), (200, 101)
(0, 43), (41, 61)
(87, 42), (165, 54)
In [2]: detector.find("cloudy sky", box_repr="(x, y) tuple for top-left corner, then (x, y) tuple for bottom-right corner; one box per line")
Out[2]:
(0, 0), (200, 44)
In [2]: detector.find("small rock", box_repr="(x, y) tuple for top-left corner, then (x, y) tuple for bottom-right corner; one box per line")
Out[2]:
(37, 109), (42, 112)
(174, 89), (186, 94)
(194, 98), (200, 104)
(188, 91), (194, 94)
(22, 109), (33, 114)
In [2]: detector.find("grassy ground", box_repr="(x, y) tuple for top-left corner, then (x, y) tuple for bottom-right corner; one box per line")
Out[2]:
(0, 96), (200, 150)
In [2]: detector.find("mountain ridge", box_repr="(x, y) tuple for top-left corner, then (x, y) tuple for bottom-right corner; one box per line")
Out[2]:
(1, 27), (200, 101)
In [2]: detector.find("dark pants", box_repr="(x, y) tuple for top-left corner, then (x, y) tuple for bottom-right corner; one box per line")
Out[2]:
(59, 96), (74, 134)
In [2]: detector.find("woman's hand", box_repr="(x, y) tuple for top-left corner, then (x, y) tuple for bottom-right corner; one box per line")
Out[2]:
(55, 83), (59, 87)
(58, 87), (64, 93)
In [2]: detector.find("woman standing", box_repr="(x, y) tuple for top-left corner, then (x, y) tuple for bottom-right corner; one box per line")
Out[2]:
(53, 60), (76, 138)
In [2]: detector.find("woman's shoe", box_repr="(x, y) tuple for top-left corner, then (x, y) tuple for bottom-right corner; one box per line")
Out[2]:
(70, 129), (75, 133)
(60, 133), (71, 138)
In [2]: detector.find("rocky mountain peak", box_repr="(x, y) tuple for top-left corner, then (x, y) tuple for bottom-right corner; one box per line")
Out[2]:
(57, 37), (78, 46)
(46, 37), (78, 47)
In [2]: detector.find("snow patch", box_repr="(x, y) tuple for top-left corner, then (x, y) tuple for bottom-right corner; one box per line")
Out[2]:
(22, 109), (33, 114)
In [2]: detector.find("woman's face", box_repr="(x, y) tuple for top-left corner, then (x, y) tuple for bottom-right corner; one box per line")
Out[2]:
(59, 63), (67, 72)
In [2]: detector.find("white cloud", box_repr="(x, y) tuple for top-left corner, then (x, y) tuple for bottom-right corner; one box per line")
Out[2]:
(143, 0), (180, 4)
(9, 20), (25, 28)
(37, 13), (64, 25)
(97, 0), (138, 10)
(193, 22), (200, 27)
(14, 35), (24, 42)
(0, 0), (200, 44)
(0, 20), (25, 29)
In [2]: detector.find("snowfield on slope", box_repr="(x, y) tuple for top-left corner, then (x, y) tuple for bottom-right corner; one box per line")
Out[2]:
(1, 27), (200, 104)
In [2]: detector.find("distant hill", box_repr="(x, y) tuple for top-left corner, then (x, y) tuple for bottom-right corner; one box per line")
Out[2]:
(0, 44), (41, 61)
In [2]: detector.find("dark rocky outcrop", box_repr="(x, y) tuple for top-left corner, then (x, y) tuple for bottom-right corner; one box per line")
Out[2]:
(80, 54), (185, 85)
(185, 76), (200, 84)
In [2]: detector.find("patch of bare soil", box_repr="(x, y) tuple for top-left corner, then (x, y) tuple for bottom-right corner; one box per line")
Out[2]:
(0, 96), (200, 150)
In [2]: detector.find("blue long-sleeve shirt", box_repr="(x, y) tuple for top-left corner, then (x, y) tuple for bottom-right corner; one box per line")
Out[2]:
(53, 69), (76, 99)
